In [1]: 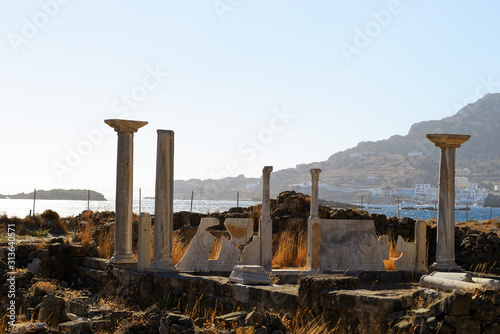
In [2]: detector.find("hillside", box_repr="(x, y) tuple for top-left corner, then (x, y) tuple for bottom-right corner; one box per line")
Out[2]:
(175, 94), (500, 201)
(272, 93), (500, 193)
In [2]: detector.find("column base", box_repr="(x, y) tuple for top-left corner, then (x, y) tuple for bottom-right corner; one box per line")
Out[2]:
(110, 253), (137, 265)
(430, 262), (462, 272)
(148, 259), (178, 272)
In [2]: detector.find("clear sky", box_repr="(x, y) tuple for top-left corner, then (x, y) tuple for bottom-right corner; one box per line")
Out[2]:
(1, 1), (500, 199)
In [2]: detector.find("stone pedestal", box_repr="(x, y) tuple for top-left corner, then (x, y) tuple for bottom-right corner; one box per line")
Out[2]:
(260, 166), (273, 271)
(307, 168), (322, 271)
(149, 130), (177, 272)
(427, 134), (470, 272)
(105, 119), (147, 264)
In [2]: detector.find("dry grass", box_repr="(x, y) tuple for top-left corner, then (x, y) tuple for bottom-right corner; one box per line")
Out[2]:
(173, 231), (188, 264)
(272, 229), (307, 269)
(28, 281), (57, 295)
(78, 222), (93, 250)
(209, 237), (222, 260)
(97, 228), (114, 259)
(290, 308), (331, 334)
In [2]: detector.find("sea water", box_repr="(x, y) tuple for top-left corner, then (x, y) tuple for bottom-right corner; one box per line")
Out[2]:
(0, 198), (499, 222)
(0, 198), (259, 218)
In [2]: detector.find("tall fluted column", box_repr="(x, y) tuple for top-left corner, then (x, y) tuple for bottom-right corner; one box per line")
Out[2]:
(260, 166), (273, 271)
(307, 168), (322, 271)
(149, 130), (177, 272)
(105, 119), (148, 264)
(427, 134), (470, 271)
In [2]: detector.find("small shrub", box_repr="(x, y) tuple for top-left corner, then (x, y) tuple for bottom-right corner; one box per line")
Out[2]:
(26, 228), (51, 237)
(40, 209), (59, 222)
(28, 281), (57, 296)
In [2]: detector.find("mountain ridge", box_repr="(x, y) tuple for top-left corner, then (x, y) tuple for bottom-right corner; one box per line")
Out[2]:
(175, 94), (500, 201)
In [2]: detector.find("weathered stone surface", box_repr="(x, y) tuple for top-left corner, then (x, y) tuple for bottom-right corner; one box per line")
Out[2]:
(320, 220), (389, 270)
(427, 133), (470, 271)
(325, 289), (415, 334)
(474, 297), (497, 321)
(420, 275), (482, 293)
(65, 299), (87, 317)
(27, 258), (42, 274)
(58, 318), (91, 333)
(176, 218), (219, 271)
(299, 274), (360, 314)
(260, 166), (273, 271)
(10, 323), (47, 334)
(439, 294), (472, 316)
(150, 130), (176, 272)
(245, 311), (265, 327)
(225, 218), (253, 246)
(455, 316), (480, 334)
(38, 293), (66, 327)
(393, 236), (417, 271)
(229, 265), (270, 285)
(240, 236), (261, 265)
(137, 213), (152, 271)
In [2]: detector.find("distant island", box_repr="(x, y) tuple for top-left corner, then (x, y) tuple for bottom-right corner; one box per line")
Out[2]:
(0, 189), (106, 201)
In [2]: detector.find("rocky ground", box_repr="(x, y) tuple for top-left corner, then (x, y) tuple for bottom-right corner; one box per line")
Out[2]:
(5, 268), (289, 333)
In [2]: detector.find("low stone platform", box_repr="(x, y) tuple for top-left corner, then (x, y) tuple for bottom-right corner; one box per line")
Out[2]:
(78, 257), (427, 333)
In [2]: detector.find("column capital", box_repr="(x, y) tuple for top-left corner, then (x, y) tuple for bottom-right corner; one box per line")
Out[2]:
(262, 166), (273, 174)
(427, 134), (470, 148)
(157, 129), (174, 138)
(310, 168), (322, 177)
(105, 119), (148, 133)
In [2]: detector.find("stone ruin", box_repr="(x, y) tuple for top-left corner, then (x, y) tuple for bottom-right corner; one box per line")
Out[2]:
(13, 120), (500, 333)
(103, 119), (478, 284)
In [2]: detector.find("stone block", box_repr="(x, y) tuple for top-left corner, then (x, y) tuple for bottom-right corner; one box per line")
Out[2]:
(320, 220), (389, 270)
(58, 319), (91, 333)
(225, 218), (253, 246)
(176, 218), (219, 271)
(229, 265), (270, 285)
(207, 237), (240, 271)
(439, 294), (472, 316)
(39, 293), (66, 326)
(240, 236), (261, 265)
(27, 258), (42, 274)
(393, 236), (417, 271)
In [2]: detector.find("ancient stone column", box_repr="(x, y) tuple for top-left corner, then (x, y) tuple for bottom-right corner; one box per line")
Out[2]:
(307, 168), (322, 271)
(149, 130), (177, 272)
(105, 119), (148, 264)
(137, 213), (151, 271)
(310, 169), (321, 218)
(427, 134), (470, 271)
(260, 166), (273, 271)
